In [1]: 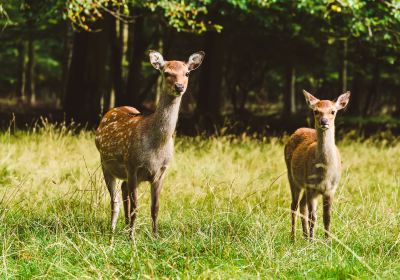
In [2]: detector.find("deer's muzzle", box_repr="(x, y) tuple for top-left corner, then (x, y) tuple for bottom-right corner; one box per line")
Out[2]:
(174, 83), (185, 93)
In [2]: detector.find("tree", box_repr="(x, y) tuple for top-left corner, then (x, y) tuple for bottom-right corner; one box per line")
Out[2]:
(64, 21), (110, 125)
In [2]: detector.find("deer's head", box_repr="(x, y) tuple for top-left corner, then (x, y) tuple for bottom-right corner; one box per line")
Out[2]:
(303, 90), (350, 131)
(149, 51), (205, 97)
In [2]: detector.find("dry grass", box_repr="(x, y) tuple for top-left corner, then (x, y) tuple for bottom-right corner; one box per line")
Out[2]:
(0, 123), (399, 278)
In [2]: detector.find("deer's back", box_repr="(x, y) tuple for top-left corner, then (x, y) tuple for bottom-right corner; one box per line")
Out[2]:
(95, 106), (145, 159)
(95, 106), (174, 181)
(285, 128), (319, 187)
(285, 128), (316, 164)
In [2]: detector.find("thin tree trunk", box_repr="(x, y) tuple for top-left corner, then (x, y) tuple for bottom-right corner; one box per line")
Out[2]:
(363, 59), (380, 116)
(64, 32), (90, 123)
(25, 37), (35, 104)
(350, 70), (362, 115)
(224, 54), (239, 113)
(197, 31), (223, 119)
(64, 22), (110, 125)
(16, 42), (26, 101)
(395, 90), (400, 116)
(61, 23), (72, 108)
(349, 41), (364, 115)
(290, 67), (296, 113)
(229, 85), (238, 114)
(126, 12), (146, 107)
(284, 65), (296, 114)
(109, 15), (124, 107)
(155, 34), (164, 106)
(239, 86), (249, 112)
(339, 39), (348, 92)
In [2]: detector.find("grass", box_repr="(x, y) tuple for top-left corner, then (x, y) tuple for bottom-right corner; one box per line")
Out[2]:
(0, 123), (399, 279)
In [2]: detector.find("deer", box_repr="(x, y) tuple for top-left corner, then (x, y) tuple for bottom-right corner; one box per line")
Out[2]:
(95, 51), (205, 239)
(284, 90), (350, 241)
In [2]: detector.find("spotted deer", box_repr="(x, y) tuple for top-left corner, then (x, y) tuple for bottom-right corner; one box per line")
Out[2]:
(95, 51), (205, 239)
(284, 90), (350, 241)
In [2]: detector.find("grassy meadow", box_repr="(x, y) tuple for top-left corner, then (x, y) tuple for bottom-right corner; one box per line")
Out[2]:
(0, 123), (399, 279)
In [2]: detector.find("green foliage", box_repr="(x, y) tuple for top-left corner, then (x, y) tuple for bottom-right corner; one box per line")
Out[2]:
(66, 0), (129, 30)
(0, 127), (399, 278)
(1, 0), (400, 116)
(2, 0), (400, 39)
(2, 0), (400, 38)
(64, 0), (223, 33)
(0, 2), (11, 28)
(144, 0), (221, 33)
(297, 0), (400, 45)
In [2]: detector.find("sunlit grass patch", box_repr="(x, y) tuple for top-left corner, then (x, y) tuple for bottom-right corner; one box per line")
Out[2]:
(0, 126), (399, 278)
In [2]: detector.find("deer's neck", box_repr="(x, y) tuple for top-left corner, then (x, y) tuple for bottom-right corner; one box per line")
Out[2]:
(316, 126), (337, 165)
(149, 92), (182, 142)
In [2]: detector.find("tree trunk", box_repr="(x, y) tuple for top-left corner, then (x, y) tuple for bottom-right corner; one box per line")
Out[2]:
(25, 37), (35, 104)
(339, 39), (348, 92)
(290, 67), (296, 113)
(229, 85), (239, 114)
(118, 5), (128, 77)
(16, 42), (26, 101)
(349, 41), (365, 115)
(126, 13), (146, 107)
(197, 31), (223, 120)
(155, 35), (164, 106)
(109, 15), (124, 108)
(284, 65), (296, 114)
(395, 90), (400, 117)
(350, 70), (362, 115)
(64, 23), (110, 125)
(61, 23), (72, 108)
(363, 59), (380, 116)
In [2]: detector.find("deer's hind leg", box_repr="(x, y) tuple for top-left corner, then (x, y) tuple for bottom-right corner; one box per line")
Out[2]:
(127, 170), (139, 240)
(289, 175), (301, 241)
(102, 167), (120, 234)
(121, 181), (130, 225)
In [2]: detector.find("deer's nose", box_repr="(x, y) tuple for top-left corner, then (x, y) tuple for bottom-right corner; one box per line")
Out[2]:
(175, 83), (184, 93)
(320, 118), (329, 126)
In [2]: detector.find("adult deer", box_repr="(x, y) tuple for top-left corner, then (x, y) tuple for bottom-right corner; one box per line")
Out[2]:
(95, 51), (205, 239)
(284, 90), (350, 241)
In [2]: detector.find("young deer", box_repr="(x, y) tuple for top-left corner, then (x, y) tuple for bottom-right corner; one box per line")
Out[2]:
(284, 90), (350, 241)
(95, 51), (205, 239)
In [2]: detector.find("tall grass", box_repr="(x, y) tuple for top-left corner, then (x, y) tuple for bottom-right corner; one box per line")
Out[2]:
(0, 123), (399, 278)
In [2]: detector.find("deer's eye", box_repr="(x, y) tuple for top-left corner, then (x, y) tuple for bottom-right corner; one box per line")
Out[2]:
(331, 110), (336, 115)
(185, 72), (190, 77)
(164, 72), (171, 78)
(313, 110), (319, 115)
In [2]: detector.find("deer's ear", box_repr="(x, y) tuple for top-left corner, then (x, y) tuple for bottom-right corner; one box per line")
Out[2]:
(187, 51), (205, 71)
(149, 51), (165, 70)
(303, 90), (319, 109)
(335, 91), (351, 110)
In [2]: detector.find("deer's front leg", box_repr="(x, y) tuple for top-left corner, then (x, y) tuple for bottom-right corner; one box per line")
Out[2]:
(323, 194), (333, 238)
(299, 193), (309, 239)
(151, 175), (164, 236)
(127, 172), (138, 240)
(307, 195), (318, 241)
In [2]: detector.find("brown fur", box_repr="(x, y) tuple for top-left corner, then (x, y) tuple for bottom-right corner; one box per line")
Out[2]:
(285, 90), (350, 241)
(95, 51), (204, 240)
